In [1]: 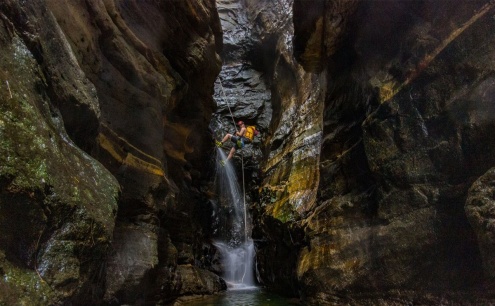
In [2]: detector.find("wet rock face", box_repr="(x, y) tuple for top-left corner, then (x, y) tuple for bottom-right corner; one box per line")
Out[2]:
(284, 0), (495, 304)
(0, 0), (223, 304)
(212, 0), (324, 295)
(212, 0), (272, 144)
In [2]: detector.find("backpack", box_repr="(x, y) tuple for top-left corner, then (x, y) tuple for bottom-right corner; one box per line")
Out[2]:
(245, 125), (259, 141)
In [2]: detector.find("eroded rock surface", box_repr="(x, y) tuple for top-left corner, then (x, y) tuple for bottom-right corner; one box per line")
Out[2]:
(267, 0), (495, 304)
(0, 0), (224, 304)
(0, 7), (119, 303)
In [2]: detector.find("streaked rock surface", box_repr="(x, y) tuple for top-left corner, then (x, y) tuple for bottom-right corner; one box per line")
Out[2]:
(0, 0), (224, 304)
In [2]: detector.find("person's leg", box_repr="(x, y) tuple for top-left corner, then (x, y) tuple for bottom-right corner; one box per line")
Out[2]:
(230, 135), (240, 144)
(217, 133), (232, 147)
(220, 147), (236, 166)
(221, 133), (233, 143)
(227, 147), (236, 160)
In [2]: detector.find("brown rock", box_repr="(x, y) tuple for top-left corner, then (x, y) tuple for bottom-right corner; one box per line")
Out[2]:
(265, 0), (495, 304)
(466, 168), (495, 280)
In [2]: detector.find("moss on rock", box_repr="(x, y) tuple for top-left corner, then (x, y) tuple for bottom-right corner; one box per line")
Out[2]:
(0, 27), (119, 305)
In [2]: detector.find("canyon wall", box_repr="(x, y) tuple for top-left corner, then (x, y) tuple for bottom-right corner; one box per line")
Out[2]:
(2, 0), (495, 304)
(0, 0), (224, 304)
(258, 0), (495, 304)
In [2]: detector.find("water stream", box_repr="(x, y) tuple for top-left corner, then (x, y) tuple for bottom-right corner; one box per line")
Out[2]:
(213, 147), (256, 289)
(185, 288), (300, 306)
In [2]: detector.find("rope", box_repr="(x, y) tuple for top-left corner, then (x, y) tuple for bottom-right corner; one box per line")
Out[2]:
(217, 78), (248, 242)
(242, 154), (247, 242)
(217, 77), (250, 283)
(217, 79), (239, 133)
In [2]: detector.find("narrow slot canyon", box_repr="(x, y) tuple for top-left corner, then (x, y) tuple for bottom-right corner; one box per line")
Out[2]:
(1, 0), (495, 305)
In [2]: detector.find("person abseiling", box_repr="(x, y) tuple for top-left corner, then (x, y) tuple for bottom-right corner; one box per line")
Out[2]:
(216, 121), (257, 165)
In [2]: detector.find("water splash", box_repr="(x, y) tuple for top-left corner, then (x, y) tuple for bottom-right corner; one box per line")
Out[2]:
(214, 147), (256, 289)
(213, 240), (256, 290)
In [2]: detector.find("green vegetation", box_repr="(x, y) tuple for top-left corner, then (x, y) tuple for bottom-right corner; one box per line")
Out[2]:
(0, 34), (119, 304)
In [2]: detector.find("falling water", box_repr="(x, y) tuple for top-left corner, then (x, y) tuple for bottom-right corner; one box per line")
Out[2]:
(213, 147), (256, 289)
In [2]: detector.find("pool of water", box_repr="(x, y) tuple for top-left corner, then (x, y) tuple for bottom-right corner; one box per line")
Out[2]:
(183, 288), (300, 306)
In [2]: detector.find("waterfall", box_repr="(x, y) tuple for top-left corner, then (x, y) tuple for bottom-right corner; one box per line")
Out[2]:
(213, 147), (256, 290)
